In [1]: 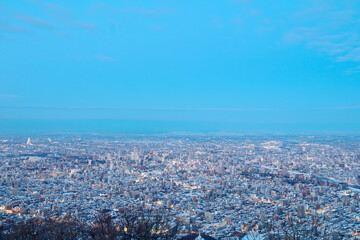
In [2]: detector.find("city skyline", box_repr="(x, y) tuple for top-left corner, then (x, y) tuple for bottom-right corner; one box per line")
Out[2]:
(0, 134), (359, 239)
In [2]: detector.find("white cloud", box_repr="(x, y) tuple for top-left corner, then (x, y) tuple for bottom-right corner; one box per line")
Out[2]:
(283, 5), (360, 74)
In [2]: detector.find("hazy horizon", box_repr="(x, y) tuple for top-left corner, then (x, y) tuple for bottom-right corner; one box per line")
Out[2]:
(1, 119), (360, 135)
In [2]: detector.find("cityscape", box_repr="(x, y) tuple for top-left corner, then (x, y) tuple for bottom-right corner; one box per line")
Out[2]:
(0, 134), (359, 239)
(1, 0), (360, 239)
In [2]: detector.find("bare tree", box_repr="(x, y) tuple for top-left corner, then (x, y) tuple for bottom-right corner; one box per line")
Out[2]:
(118, 206), (173, 240)
(2, 217), (85, 240)
(89, 211), (118, 240)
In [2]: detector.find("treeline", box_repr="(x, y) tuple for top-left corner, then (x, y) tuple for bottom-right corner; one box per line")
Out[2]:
(0, 207), (175, 240)
(0, 208), (343, 240)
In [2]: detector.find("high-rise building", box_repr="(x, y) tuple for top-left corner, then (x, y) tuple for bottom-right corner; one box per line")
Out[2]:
(297, 205), (305, 218)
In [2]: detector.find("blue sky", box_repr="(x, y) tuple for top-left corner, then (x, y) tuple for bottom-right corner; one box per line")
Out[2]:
(0, 0), (360, 132)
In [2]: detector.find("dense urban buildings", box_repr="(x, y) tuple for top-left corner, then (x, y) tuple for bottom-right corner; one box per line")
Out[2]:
(0, 134), (359, 239)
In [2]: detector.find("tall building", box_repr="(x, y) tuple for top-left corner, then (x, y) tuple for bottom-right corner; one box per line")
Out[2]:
(297, 205), (305, 218)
